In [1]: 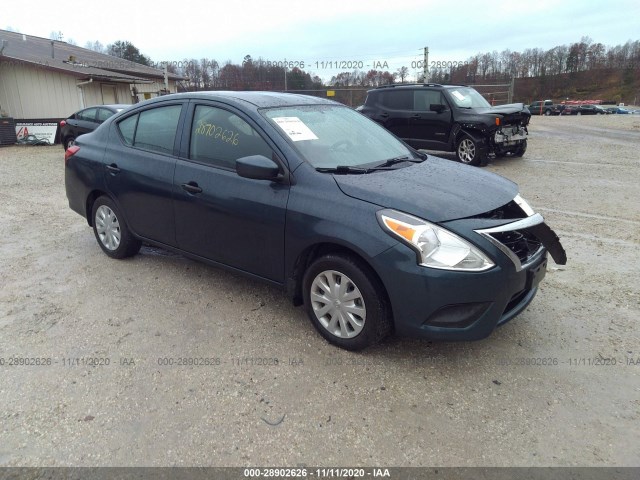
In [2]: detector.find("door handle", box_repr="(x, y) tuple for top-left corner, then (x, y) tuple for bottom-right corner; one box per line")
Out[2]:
(106, 163), (121, 174)
(379, 112), (389, 118)
(410, 114), (420, 119)
(181, 182), (202, 194)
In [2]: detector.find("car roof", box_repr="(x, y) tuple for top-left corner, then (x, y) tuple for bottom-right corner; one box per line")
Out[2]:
(105, 104), (131, 110)
(136, 91), (339, 109)
(74, 104), (129, 113)
(368, 83), (472, 94)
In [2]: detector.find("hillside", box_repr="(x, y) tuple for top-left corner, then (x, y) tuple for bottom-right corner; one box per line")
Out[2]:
(514, 68), (640, 105)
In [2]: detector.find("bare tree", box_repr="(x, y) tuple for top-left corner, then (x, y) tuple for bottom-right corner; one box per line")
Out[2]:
(85, 41), (106, 54)
(396, 66), (409, 83)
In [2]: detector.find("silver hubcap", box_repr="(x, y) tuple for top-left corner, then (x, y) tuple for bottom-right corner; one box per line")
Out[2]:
(95, 205), (121, 251)
(458, 138), (476, 163)
(310, 270), (366, 338)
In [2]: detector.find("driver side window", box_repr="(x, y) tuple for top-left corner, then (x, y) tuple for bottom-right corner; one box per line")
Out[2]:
(413, 90), (446, 111)
(189, 105), (273, 169)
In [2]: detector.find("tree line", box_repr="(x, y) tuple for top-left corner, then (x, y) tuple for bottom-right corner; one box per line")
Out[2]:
(432, 37), (640, 84)
(85, 36), (639, 89)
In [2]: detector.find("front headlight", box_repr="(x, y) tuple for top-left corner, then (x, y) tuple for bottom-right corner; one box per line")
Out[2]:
(377, 209), (494, 271)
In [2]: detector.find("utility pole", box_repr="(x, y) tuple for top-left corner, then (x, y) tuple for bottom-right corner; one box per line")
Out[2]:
(509, 76), (515, 104)
(163, 64), (169, 94)
(423, 47), (429, 83)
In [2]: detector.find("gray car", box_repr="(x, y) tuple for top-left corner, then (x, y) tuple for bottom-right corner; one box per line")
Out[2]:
(65, 92), (566, 350)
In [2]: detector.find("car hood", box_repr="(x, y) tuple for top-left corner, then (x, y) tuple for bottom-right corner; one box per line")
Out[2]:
(474, 103), (528, 115)
(332, 156), (518, 223)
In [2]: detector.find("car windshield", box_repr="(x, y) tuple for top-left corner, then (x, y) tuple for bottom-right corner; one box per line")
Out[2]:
(262, 105), (415, 169)
(447, 87), (491, 108)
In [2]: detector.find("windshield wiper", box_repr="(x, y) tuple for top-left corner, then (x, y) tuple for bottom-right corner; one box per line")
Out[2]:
(316, 165), (372, 174)
(316, 155), (424, 174)
(368, 155), (424, 170)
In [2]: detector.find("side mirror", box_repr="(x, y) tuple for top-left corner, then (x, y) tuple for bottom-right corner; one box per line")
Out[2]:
(236, 155), (280, 180)
(430, 104), (446, 113)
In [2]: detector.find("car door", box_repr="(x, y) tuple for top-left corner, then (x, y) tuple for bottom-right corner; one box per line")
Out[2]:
(369, 90), (412, 141)
(408, 90), (452, 149)
(103, 102), (185, 246)
(173, 102), (289, 282)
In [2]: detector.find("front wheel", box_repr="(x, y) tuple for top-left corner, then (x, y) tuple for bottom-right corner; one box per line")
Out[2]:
(513, 139), (527, 157)
(302, 254), (392, 350)
(91, 196), (141, 259)
(456, 133), (484, 166)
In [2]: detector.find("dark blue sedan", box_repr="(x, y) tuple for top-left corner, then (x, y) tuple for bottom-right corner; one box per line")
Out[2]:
(60, 104), (129, 150)
(65, 92), (566, 350)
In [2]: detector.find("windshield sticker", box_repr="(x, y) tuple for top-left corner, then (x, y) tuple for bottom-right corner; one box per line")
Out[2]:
(451, 90), (465, 101)
(272, 117), (318, 141)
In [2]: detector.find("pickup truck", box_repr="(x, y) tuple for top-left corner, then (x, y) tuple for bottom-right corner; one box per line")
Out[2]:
(528, 100), (563, 116)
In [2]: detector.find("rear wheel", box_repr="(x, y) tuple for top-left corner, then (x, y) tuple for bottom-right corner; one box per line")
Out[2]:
(456, 133), (484, 166)
(544, 109), (551, 116)
(302, 254), (392, 350)
(63, 137), (75, 150)
(91, 196), (141, 259)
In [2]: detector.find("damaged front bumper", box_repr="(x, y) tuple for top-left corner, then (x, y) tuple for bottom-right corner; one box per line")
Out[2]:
(494, 125), (528, 146)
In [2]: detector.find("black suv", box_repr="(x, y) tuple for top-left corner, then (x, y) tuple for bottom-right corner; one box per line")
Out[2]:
(359, 84), (530, 166)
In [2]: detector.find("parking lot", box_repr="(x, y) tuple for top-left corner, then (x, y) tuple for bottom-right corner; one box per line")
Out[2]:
(0, 114), (639, 466)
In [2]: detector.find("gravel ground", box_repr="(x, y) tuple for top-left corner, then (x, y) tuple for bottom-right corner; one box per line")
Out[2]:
(0, 115), (639, 467)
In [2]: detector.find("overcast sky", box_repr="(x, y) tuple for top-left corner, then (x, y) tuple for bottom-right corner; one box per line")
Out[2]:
(3, 0), (639, 80)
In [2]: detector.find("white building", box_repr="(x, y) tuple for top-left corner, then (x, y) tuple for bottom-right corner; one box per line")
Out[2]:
(0, 29), (184, 126)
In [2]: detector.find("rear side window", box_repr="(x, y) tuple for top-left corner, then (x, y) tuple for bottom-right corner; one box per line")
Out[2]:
(117, 105), (182, 154)
(77, 108), (98, 121)
(118, 115), (137, 145)
(96, 108), (114, 123)
(189, 105), (273, 169)
(380, 90), (412, 110)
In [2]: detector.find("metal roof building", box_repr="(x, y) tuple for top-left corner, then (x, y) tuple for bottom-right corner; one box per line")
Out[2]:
(0, 29), (184, 120)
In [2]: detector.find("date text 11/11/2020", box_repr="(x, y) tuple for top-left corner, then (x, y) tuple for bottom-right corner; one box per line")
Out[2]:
(258, 60), (471, 70)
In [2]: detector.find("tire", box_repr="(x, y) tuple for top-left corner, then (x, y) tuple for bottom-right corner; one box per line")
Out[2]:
(91, 196), (141, 259)
(302, 254), (392, 350)
(513, 139), (527, 157)
(64, 137), (75, 150)
(544, 109), (551, 116)
(577, 111), (582, 116)
(456, 133), (484, 166)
